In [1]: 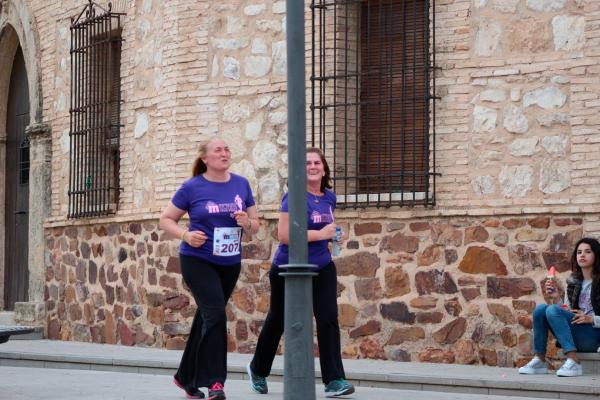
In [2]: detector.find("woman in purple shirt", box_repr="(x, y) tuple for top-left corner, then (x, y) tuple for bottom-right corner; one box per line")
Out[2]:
(160, 138), (258, 400)
(246, 148), (355, 398)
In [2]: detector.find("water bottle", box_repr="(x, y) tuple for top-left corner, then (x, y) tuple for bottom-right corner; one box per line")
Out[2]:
(332, 226), (342, 256)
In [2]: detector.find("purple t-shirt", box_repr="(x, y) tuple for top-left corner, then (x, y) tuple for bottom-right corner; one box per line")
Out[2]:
(273, 189), (336, 270)
(171, 173), (255, 265)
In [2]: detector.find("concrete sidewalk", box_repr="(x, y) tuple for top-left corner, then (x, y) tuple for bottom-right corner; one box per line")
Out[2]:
(0, 366), (565, 400)
(1, 340), (599, 399)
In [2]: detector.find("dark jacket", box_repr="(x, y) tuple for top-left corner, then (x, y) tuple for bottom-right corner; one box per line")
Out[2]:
(566, 276), (600, 315)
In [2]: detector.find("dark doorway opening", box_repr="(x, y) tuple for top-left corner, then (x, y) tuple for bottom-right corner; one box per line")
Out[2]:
(4, 45), (30, 310)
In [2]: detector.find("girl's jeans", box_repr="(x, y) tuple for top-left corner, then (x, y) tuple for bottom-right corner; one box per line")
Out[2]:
(532, 304), (600, 354)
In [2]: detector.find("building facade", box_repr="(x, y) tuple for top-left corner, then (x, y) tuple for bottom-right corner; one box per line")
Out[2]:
(1, 0), (599, 366)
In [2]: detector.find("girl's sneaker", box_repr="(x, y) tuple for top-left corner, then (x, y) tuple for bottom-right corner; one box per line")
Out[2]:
(556, 358), (583, 377)
(324, 379), (355, 397)
(173, 376), (205, 399)
(246, 363), (268, 394)
(208, 382), (226, 400)
(518, 356), (548, 374)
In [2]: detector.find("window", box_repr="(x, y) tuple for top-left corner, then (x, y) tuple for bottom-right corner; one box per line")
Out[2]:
(68, 1), (123, 218)
(19, 135), (29, 185)
(310, 0), (438, 208)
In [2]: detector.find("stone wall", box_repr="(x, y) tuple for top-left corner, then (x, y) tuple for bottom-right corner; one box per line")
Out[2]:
(45, 213), (587, 365)
(44, 218), (273, 348)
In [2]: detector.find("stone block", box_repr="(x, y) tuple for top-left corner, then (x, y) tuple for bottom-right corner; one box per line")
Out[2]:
(336, 252), (380, 277)
(338, 304), (357, 327)
(380, 233), (420, 253)
(14, 302), (46, 325)
(354, 222), (382, 236)
(355, 278), (382, 300)
(487, 303), (516, 324)
(417, 245), (443, 266)
(419, 348), (455, 363)
(487, 277), (536, 299)
(387, 327), (425, 345)
(459, 246), (507, 275)
(349, 320), (381, 339)
(359, 338), (386, 359)
(464, 226), (489, 244)
(380, 302), (415, 324)
(410, 296), (437, 310)
(433, 318), (467, 345)
(415, 270), (458, 295)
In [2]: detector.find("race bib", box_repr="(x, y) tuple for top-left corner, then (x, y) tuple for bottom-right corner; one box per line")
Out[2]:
(213, 227), (242, 256)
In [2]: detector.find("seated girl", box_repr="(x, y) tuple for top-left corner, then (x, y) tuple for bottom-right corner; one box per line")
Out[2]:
(519, 237), (600, 377)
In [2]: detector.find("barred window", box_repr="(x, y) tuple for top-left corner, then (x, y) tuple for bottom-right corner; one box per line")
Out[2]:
(19, 135), (30, 185)
(68, 1), (123, 218)
(310, 0), (438, 208)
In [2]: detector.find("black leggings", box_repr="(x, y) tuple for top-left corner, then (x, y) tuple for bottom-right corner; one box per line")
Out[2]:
(175, 255), (241, 390)
(250, 261), (346, 384)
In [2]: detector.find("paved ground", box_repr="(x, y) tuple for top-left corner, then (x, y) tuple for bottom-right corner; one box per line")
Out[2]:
(0, 366), (556, 400)
(2, 340), (599, 399)
(1, 340), (598, 389)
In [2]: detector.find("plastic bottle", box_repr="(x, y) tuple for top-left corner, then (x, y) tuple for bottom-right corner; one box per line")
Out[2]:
(332, 226), (342, 256)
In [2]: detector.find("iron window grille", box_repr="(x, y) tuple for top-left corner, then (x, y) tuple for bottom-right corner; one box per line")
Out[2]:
(68, 1), (123, 218)
(18, 135), (29, 185)
(310, 0), (438, 208)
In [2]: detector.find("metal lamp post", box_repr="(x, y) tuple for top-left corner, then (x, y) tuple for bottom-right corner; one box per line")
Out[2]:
(280, 1), (317, 400)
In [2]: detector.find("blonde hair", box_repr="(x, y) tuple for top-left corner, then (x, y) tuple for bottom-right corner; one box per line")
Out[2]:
(192, 137), (220, 176)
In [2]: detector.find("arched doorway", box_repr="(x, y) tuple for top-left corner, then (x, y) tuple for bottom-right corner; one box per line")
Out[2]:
(1, 2), (47, 321)
(3, 44), (29, 310)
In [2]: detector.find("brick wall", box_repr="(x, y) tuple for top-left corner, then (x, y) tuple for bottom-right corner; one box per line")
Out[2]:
(30, 0), (598, 221)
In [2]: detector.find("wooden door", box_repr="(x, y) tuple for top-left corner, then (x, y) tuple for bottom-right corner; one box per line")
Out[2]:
(4, 46), (30, 310)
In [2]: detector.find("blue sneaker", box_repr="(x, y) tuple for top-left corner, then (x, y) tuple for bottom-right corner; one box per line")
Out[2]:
(246, 363), (268, 394)
(324, 379), (355, 397)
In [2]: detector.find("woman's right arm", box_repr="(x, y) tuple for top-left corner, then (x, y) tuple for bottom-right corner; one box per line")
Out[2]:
(277, 213), (336, 244)
(159, 202), (207, 247)
(159, 202), (188, 239)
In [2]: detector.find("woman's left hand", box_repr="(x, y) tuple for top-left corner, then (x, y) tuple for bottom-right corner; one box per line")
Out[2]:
(337, 229), (348, 246)
(234, 210), (251, 230)
(571, 310), (593, 324)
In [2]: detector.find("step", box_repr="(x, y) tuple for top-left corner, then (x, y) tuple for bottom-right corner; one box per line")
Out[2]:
(578, 352), (600, 375)
(1, 340), (599, 399)
(0, 311), (44, 341)
(557, 351), (600, 374)
(0, 325), (38, 344)
(0, 311), (15, 325)
(5, 326), (44, 341)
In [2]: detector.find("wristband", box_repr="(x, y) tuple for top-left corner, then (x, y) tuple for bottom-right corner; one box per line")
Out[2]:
(180, 229), (188, 241)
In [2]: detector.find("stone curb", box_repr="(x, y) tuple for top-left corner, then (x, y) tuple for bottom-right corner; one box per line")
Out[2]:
(1, 340), (599, 399)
